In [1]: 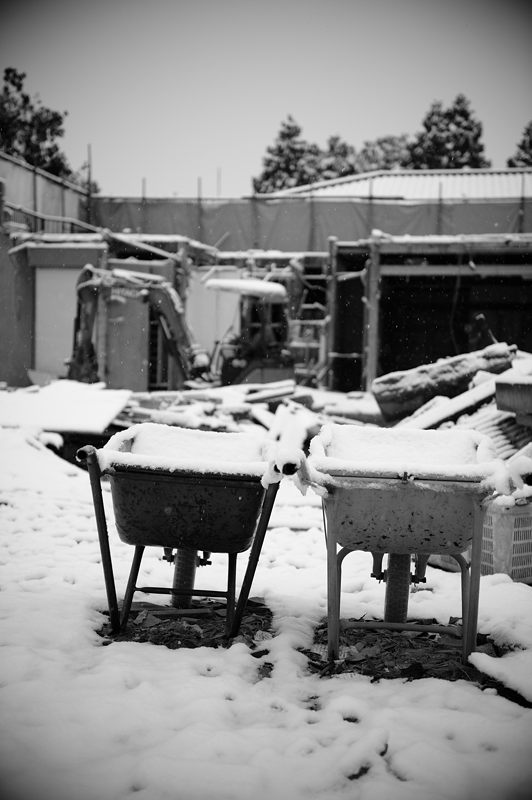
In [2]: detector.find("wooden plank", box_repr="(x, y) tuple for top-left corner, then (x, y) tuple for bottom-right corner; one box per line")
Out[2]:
(399, 380), (496, 430)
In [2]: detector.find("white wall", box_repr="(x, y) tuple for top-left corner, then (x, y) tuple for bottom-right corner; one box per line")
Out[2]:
(34, 267), (80, 377)
(186, 266), (241, 355)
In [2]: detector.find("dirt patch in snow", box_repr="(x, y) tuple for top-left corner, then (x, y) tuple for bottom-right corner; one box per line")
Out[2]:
(98, 602), (528, 705)
(302, 618), (530, 707)
(98, 600), (273, 651)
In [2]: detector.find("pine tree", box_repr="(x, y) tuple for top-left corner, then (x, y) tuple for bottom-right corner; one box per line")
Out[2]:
(317, 135), (358, 182)
(252, 116), (322, 193)
(355, 134), (410, 172)
(507, 121), (532, 167)
(402, 94), (491, 169)
(0, 67), (72, 178)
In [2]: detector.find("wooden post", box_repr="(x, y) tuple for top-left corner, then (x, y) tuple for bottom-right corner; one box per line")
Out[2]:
(363, 235), (381, 390)
(327, 236), (338, 390)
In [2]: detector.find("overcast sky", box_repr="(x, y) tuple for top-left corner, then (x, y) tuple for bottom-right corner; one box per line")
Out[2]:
(1, 0), (531, 198)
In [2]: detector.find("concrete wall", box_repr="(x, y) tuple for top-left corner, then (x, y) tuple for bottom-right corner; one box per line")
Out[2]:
(0, 233), (34, 386)
(0, 239), (107, 386)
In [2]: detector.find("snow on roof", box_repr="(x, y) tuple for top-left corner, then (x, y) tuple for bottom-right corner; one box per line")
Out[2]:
(268, 168), (532, 201)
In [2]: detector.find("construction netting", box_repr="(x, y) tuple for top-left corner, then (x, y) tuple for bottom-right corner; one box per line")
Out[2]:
(92, 196), (531, 252)
(2, 150), (530, 249)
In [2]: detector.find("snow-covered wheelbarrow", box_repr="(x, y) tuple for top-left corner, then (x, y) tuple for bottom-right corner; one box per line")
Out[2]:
(299, 424), (499, 662)
(78, 422), (291, 637)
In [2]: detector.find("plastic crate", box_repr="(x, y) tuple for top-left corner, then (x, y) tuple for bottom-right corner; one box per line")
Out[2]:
(495, 377), (532, 416)
(428, 500), (532, 584)
(481, 500), (532, 584)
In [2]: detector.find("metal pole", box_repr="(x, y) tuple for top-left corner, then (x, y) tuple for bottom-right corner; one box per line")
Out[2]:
(197, 177), (204, 242)
(251, 194), (260, 249)
(60, 179), (66, 232)
(87, 143), (93, 226)
(308, 194), (316, 251)
(367, 177), (374, 236)
(32, 165), (38, 232)
(518, 172), (525, 234)
(141, 177), (147, 233)
(437, 180), (443, 235)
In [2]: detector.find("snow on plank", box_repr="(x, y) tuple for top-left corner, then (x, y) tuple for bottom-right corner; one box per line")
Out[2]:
(0, 381), (132, 434)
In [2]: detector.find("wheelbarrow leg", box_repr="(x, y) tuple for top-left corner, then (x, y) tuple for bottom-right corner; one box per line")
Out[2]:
(224, 553), (238, 637)
(79, 446), (121, 634)
(451, 552), (471, 662)
(120, 546), (145, 631)
(464, 504), (484, 659)
(326, 525), (341, 661)
(230, 482), (279, 637)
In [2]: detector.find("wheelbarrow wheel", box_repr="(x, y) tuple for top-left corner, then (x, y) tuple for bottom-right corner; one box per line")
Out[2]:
(384, 553), (411, 623)
(172, 548), (198, 608)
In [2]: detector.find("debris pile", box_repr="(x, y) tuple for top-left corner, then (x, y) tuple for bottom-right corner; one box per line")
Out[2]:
(371, 343), (517, 421)
(1, 342), (531, 472)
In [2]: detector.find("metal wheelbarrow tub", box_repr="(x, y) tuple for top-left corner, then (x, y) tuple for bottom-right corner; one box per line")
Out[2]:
(78, 422), (279, 638)
(323, 476), (483, 555)
(107, 466), (264, 552)
(304, 424), (498, 662)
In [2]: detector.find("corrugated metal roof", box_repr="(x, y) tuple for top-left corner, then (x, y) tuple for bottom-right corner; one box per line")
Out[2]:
(272, 169), (532, 201)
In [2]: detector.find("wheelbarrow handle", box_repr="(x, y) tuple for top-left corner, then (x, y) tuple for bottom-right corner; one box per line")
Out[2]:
(77, 446), (121, 633)
(229, 481), (279, 637)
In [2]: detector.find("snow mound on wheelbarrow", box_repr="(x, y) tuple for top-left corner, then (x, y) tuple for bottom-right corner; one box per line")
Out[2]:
(302, 424), (522, 493)
(98, 422), (304, 486)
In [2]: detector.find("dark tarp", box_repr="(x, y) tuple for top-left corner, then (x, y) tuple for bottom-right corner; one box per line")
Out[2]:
(92, 196), (531, 251)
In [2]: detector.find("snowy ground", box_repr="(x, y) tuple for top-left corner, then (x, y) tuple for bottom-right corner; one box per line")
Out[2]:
(1, 425), (532, 800)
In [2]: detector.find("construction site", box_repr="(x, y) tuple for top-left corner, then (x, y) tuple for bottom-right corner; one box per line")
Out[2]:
(1, 153), (532, 584)
(2, 147), (532, 800)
